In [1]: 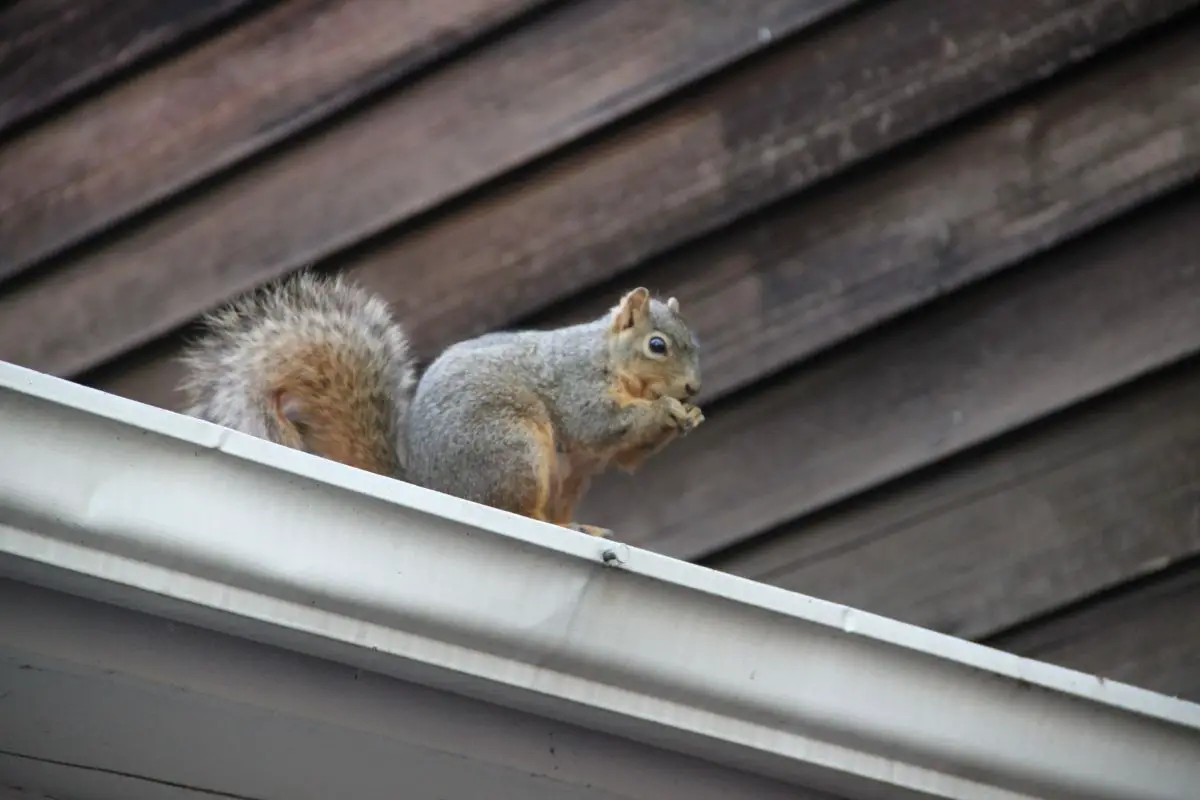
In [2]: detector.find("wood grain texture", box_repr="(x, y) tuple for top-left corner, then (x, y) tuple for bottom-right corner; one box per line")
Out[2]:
(989, 560), (1200, 702)
(80, 336), (193, 413)
(712, 357), (1200, 641)
(0, 0), (857, 378)
(345, 0), (1199, 360)
(0, 0), (262, 135)
(0, 0), (557, 279)
(533, 16), (1200, 407)
(81, 0), (1200, 410)
(577, 184), (1200, 560)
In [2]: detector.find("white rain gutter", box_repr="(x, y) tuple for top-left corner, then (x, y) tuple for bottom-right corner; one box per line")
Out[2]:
(0, 360), (1197, 800)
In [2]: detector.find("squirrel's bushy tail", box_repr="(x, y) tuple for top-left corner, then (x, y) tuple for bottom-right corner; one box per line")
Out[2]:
(178, 271), (416, 477)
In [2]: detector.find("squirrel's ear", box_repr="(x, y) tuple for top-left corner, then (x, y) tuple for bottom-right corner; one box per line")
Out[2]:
(612, 287), (651, 331)
(667, 296), (680, 313)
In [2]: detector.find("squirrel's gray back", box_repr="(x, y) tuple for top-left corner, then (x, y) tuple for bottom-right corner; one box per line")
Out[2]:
(415, 319), (611, 423)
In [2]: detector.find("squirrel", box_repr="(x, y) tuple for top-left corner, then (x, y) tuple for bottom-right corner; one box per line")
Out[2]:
(179, 271), (704, 539)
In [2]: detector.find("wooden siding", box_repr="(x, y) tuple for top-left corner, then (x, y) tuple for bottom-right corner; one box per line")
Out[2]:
(2, 0), (1198, 709)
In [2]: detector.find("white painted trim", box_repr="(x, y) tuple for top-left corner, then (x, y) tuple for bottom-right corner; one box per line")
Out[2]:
(1, 360), (1198, 800)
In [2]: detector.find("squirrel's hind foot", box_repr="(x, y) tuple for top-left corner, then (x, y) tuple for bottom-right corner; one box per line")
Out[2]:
(566, 522), (613, 539)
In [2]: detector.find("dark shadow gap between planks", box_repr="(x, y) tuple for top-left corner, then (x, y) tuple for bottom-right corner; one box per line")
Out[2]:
(710, 354), (1200, 643)
(0, 0), (268, 137)
(0, 0), (861, 370)
(57, 0), (1200, 405)
(0, 0), (565, 281)
(527, 9), (1200, 407)
(987, 556), (1200, 702)
(577, 179), (1200, 560)
(340, 0), (1199, 364)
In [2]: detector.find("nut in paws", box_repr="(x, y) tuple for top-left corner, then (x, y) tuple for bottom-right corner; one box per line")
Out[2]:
(679, 403), (705, 432)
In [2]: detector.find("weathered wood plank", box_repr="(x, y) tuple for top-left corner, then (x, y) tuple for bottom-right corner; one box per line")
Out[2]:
(713, 357), (1200, 641)
(82, 0), (1200, 410)
(989, 561), (1200, 703)
(0, 0), (262, 135)
(0, 0), (857, 377)
(529, 14), (1200, 406)
(576, 183), (1200, 560)
(80, 336), (192, 414)
(0, 0), (558, 279)
(345, 0), (1200, 362)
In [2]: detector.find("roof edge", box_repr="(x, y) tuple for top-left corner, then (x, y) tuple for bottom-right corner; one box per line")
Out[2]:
(2, 361), (1198, 800)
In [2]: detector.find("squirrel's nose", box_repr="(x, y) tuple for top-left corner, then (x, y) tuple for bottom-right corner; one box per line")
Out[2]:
(684, 382), (699, 398)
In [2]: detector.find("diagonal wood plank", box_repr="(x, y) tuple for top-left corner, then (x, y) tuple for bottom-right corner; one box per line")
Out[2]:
(0, 0), (859, 378)
(577, 183), (1200, 560)
(0, 0), (559, 280)
(712, 357), (1200, 642)
(988, 560), (1200, 703)
(81, 0), (1199, 410)
(530, 15), (1200, 407)
(0, 0), (263, 136)
(341, 0), (1199, 361)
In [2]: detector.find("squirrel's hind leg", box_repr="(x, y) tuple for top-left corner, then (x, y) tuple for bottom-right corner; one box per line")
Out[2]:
(517, 418), (558, 525)
(514, 421), (612, 539)
(546, 455), (612, 539)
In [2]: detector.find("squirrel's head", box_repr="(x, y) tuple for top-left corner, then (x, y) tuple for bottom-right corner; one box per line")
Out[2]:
(606, 287), (701, 402)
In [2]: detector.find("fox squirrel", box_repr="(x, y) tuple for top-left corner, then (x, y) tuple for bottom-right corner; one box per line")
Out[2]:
(180, 272), (704, 538)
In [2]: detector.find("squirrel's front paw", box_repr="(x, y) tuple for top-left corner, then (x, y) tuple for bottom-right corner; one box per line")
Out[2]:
(662, 396), (703, 432)
(679, 402), (705, 432)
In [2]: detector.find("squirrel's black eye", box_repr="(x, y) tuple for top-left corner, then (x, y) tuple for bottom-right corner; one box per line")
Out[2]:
(648, 335), (668, 355)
